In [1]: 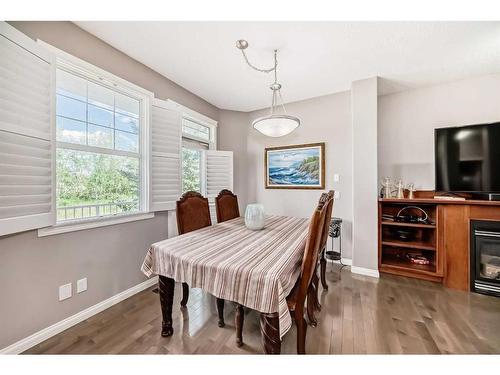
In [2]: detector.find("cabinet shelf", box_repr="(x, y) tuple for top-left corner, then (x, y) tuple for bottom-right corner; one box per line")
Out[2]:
(382, 240), (435, 251)
(381, 221), (436, 229)
(379, 199), (442, 282)
(381, 257), (436, 274)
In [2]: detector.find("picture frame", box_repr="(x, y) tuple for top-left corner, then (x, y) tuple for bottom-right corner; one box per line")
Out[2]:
(264, 142), (325, 189)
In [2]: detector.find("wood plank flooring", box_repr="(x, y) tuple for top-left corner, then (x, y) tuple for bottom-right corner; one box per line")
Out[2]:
(24, 264), (500, 354)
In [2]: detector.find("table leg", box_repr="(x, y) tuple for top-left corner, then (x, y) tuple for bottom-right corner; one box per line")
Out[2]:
(216, 298), (225, 327)
(159, 276), (175, 337)
(260, 312), (281, 354)
(180, 282), (189, 307)
(235, 304), (244, 347)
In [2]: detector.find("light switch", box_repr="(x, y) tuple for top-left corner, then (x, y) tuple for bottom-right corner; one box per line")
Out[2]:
(333, 174), (340, 182)
(77, 278), (87, 294)
(59, 283), (72, 301)
(334, 191), (340, 199)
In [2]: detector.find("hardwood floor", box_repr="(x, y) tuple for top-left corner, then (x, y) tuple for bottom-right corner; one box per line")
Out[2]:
(24, 264), (500, 354)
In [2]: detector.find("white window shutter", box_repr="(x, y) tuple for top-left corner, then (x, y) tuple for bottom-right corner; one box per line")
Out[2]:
(0, 22), (56, 236)
(204, 150), (233, 224)
(150, 98), (182, 211)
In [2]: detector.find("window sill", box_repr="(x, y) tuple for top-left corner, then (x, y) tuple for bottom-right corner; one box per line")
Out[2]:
(37, 212), (155, 237)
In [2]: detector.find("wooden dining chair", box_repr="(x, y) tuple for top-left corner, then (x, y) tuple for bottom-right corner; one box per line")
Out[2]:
(215, 189), (240, 223)
(235, 195), (329, 354)
(175, 191), (212, 310)
(175, 190), (228, 329)
(319, 190), (335, 290)
(307, 190), (335, 327)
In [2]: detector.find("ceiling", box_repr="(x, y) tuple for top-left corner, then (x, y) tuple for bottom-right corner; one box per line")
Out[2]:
(75, 21), (500, 112)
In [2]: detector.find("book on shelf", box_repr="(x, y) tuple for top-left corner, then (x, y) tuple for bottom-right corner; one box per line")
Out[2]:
(433, 195), (466, 201)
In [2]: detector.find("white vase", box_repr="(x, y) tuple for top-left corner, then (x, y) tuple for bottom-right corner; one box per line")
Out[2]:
(245, 203), (265, 230)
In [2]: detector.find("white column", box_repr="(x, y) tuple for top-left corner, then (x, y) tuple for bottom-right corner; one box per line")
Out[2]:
(351, 77), (379, 277)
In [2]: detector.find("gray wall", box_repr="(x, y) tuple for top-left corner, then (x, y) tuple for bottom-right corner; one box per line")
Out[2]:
(378, 73), (500, 189)
(219, 91), (354, 259)
(0, 214), (168, 348)
(218, 110), (250, 213)
(0, 22), (220, 350)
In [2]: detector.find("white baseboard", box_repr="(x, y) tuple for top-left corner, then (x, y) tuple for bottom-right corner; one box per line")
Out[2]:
(351, 266), (380, 278)
(0, 276), (158, 355)
(326, 257), (352, 266)
(326, 258), (379, 278)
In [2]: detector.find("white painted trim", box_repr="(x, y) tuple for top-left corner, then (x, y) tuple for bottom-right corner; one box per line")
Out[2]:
(0, 277), (158, 355)
(37, 39), (154, 98)
(0, 22), (53, 63)
(38, 212), (155, 237)
(57, 141), (140, 158)
(351, 266), (380, 278)
(167, 99), (218, 150)
(166, 99), (217, 127)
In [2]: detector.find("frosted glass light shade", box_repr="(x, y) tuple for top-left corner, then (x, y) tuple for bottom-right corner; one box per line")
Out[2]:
(252, 115), (300, 137)
(244, 203), (265, 230)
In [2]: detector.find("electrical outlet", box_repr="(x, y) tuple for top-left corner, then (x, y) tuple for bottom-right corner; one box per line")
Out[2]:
(59, 283), (72, 301)
(333, 173), (340, 182)
(77, 278), (87, 294)
(334, 191), (340, 200)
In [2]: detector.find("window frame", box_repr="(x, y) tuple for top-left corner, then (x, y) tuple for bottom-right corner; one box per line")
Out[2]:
(168, 99), (217, 150)
(169, 99), (218, 197)
(37, 41), (155, 236)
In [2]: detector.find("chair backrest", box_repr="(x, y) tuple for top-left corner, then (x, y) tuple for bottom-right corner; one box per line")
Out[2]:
(296, 194), (330, 305)
(319, 190), (335, 251)
(215, 189), (240, 223)
(176, 191), (212, 235)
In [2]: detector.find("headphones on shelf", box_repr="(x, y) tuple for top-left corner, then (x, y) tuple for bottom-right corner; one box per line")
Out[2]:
(394, 206), (431, 224)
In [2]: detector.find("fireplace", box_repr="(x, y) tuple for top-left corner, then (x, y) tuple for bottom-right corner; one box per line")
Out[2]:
(471, 220), (500, 296)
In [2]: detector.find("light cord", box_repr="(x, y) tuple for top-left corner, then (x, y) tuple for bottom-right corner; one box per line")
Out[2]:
(240, 48), (277, 73)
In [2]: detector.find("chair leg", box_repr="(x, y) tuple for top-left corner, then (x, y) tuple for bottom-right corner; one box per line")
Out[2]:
(180, 282), (189, 307)
(320, 250), (328, 290)
(235, 304), (244, 347)
(311, 272), (321, 311)
(307, 284), (318, 327)
(216, 298), (225, 327)
(295, 307), (307, 354)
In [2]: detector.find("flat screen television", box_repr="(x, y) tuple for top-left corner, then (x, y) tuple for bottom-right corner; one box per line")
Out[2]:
(435, 122), (500, 197)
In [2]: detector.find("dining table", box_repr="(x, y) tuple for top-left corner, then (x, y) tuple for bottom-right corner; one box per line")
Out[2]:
(141, 214), (310, 354)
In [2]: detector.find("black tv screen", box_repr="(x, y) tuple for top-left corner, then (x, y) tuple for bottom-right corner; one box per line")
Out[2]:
(435, 123), (500, 193)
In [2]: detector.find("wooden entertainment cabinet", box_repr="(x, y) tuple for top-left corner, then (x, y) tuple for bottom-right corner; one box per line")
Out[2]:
(378, 193), (500, 291)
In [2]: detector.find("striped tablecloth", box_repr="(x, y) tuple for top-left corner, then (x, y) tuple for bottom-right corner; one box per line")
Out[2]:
(141, 215), (309, 338)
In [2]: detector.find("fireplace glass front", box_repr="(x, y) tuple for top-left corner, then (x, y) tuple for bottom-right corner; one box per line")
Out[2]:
(471, 220), (500, 297)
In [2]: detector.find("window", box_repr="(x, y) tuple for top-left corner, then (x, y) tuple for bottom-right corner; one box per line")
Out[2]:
(55, 67), (147, 222)
(182, 138), (208, 193)
(182, 117), (211, 143)
(176, 105), (217, 195)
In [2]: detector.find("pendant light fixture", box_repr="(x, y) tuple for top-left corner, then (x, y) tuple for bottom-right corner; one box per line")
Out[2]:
(236, 39), (300, 137)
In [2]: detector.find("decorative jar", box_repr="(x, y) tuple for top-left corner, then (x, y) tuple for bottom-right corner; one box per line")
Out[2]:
(244, 203), (265, 230)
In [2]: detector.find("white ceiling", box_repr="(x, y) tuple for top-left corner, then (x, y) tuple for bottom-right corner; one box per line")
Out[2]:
(75, 21), (500, 112)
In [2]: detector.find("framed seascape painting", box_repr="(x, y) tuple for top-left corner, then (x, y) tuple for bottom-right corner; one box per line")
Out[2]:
(265, 142), (325, 189)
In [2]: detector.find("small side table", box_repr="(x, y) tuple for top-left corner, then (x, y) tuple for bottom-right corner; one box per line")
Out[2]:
(326, 217), (344, 266)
